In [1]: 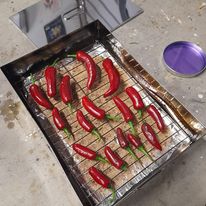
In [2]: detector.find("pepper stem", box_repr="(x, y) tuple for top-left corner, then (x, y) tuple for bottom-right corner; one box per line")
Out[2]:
(92, 129), (102, 141)
(63, 128), (72, 139)
(121, 163), (127, 171)
(126, 147), (139, 161)
(95, 155), (108, 163)
(105, 114), (120, 121)
(109, 186), (116, 203)
(30, 73), (35, 84)
(138, 110), (143, 119)
(67, 54), (76, 58)
(67, 102), (73, 112)
(51, 58), (60, 66)
(128, 121), (136, 136)
(138, 145), (153, 161)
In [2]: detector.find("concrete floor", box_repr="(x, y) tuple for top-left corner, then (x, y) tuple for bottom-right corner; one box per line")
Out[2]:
(0, 0), (206, 206)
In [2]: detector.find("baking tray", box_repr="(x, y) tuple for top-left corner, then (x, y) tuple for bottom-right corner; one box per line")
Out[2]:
(1, 20), (206, 206)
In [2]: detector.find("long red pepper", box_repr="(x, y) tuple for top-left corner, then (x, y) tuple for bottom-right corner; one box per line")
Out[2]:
(89, 166), (116, 201)
(76, 110), (102, 140)
(52, 107), (72, 139)
(146, 104), (165, 132)
(104, 146), (127, 170)
(82, 96), (119, 121)
(72, 144), (107, 163)
(60, 75), (73, 110)
(29, 84), (53, 110)
(113, 96), (136, 135)
(116, 128), (138, 161)
(45, 66), (57, 97)
(141, 122), (162, 151)
(102, 58), (120, 97)
(127, 133), (153, 161)
(126, 86), (145, 118)
(69, 51), (96, 90)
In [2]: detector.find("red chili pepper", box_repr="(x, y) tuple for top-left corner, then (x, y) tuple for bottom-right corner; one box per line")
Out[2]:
(127, 133), (153, 160)
(69, 51), (96, 90)
(125, 86), (145, 118)
(76, 110), (102, 140)
(82, 96), (119, 121)
(60, 75), (73, 110)
(52, 107), (72, 139)
(104, 146), (127, 170)
(72, 144), (107, 163)
(116, 128), (138, 161)
(102, 58), (120, 97)
(116, 128), (128, 148)
(113, 96), (136, 135)
(146, 104), (165, 132)
(45, 66), (57, 97)
(141, 122), (162, 151)
(29, 84), (53, 110)
(89, 166), (116, 201)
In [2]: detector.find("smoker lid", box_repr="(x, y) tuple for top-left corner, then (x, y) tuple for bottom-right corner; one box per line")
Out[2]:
(10, 0), (143, 48)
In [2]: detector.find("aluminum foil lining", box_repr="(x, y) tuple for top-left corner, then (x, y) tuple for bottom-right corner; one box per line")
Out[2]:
(22, 41), (204, 206)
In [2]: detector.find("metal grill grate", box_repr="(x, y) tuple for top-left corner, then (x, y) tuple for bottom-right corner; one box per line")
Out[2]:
(23, 43), (190, 205)
(2, 21), (205, 206)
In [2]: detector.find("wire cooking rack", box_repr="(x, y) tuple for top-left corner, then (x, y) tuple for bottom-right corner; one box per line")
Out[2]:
(22, 43), (190, 205)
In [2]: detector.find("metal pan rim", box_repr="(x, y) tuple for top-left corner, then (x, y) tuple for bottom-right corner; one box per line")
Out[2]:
(163, 41), (206, 77)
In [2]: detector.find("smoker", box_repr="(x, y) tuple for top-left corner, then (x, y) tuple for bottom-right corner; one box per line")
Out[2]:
(1, 20), (205, 205)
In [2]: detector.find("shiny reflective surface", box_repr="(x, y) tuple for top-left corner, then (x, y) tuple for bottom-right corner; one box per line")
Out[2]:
(10, 0), (143, 47)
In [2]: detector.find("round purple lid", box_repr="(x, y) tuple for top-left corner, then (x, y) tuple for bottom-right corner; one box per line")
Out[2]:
(163, 41), (206, 77)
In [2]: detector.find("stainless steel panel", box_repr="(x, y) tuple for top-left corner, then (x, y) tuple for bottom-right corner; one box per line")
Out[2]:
(10, 0), (143, 47)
